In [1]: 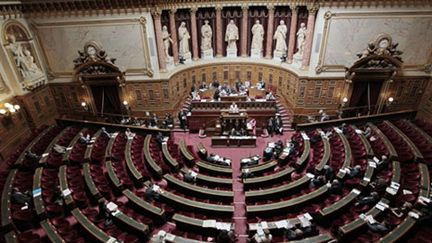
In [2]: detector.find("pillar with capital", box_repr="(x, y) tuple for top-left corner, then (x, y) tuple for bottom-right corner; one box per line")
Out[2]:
(240, 5), (249, 57)
(301, 6), (318, 69)
(169, 8), (179, 64)
(215, 5), (223, 57)
(151, 9), (167, 72)
(265, 5), (275, 59)
(287, 5), (298, 63)
(190, 7), (199, 60)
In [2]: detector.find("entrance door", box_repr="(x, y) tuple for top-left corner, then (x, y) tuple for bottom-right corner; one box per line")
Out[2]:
(90, 84), (122, 115)
(349, 81), (383, 115)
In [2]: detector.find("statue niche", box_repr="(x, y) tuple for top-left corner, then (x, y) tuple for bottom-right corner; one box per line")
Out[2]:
(3, 22), (45, 91)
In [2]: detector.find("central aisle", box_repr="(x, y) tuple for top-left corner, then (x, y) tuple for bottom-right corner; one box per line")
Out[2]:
(173, 132), (293, 241)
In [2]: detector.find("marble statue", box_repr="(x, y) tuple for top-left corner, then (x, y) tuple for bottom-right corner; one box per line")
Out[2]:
(162, 25), (173, 59)
(225, 20), (239, 50)
(8, 34), (43, 81)
(251, 20), (264, 54)
(178, 22), (191, 59)
(201, 20), (213, 51)
(295, 23), (307, 56)
(273, 20), (288, 53)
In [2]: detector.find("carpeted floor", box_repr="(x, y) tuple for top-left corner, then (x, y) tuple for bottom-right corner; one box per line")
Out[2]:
(173, 131), (294, 242)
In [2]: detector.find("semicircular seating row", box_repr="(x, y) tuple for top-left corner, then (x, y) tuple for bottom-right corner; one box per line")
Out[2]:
(0, 118), (431, 243)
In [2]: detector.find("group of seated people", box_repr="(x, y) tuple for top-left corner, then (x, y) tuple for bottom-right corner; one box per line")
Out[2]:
(110, 112), (174, 130)
(206, 153), (232, 166)
(263, 138), (298, 162)
(267, 115), (283, 136)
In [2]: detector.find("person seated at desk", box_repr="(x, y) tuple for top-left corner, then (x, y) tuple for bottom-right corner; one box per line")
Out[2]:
(12, 187), (32, 208)
(25, 150), (41, 162)
(310, 175), (327, 188)
(156, 132), (167, 145)
(252, 228), (272, 243)
(323, 165), (334, 181)
(212, 80), (220, 89)
(265, 91), (275, 100)
(192, 91), (201, 100)
(213, 89), (221, 101)
(217, 230), (236, 243)
(78, 132), (92, 145)
(355, 191), (379, 207)
(182, 170), (197, 183)
(220, 88), (228, 97)
(363, 126), (372, 138)
(53, 144), (67, 154)
(97, 201), (113, 227)
(390, 202), (412, 218)
(239, 168), (255, 179)
(284, 227), (304, 241)
(150, 113), (158, 128)
(257, 80), (266, 90)
(162, 113), (174, 129)
(346, 165), (363, 178)
(125, 128), (135, 139)
(229, 102), (239, 113)
(329, 179), (343, 195)
(318, 109), (330, 122)
(199, 81), (207, 90)
(365, 216), (390, 234)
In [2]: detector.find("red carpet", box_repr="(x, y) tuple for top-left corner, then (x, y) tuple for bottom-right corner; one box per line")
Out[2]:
(173, 132), (294, 242)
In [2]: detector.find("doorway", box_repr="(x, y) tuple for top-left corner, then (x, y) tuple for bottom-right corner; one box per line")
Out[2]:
(90, 84), (122, 115)
(349, 80), (383, 115)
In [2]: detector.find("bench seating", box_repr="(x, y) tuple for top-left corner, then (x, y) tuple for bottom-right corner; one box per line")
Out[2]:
(162, 142), (179, 170)
(33, 167), (45, 217)
(39, 127), (70, 166)
(143, 135), (163, 175)
(84, 130), (101, 161)
(296, 131), (311, 168)
(125, 138), (144, 182)
(335, 128), (353, 179)
(164, 174), (233, 201)
(180, 167), (232, 188)
(179, 139), (194, 162)
(196, 160), (232, 176)
(243, 166), (295, 190)
(246, 175), (310, 201)
(385, 121), (424, 162)
(71, 208), (118, 242)
(315, 129), (331, 172)
(379, 213), (416, 242)
(246, 185), (328, 215)
(1, 169), (17, 229)
(367, 123), (397, 159)
(242, 160), (277, 175)
(59, 165), (74, 206)
(62, 128), (86, 162)
(105, 160), (123, 189)
(41, 219), (66, 243)
(83, 163), (101, 199)
(351, 125), (374, 157)
(318, 189), (361, 218)
(14, 126), (52, 166)
(122, 189), (165, 220)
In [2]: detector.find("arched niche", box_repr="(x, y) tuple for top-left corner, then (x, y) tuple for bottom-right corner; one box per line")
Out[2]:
(344, 33), (403, 116)
(73, 41), (127, 117)
(2, 20), (45, 91)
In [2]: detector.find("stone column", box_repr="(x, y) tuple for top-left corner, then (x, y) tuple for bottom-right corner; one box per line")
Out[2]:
(301, 6), (318, 69)
(190, 7), (199, 60)
(215, 5), (223, 57)
(240, 4), (249, 57)
(152, 9), (167, 72)
(169, 8), (179, 64)
(287, 5), (298, 63)
(265, 5), (275, 59)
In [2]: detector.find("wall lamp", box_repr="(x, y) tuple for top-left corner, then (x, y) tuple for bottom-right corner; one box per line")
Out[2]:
(341, 97), (348, 107)
(81, 101), (88, 111)
(0, 102), (20, 117)
(386, 97), (394, 106)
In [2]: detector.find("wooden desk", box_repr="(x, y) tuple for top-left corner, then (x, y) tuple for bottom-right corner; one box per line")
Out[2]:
(83, 163), (101, 199)
(196, 160), (232, 176)
(211, 136), (256, 147)
(71, 208), (118, 242)
(41, 219), (66, 243)
(122, 189), (165, 220)
(338, 199), (390, 237)
(4, 231), (17, 243)
(59, 165), (74, 206)
(190, 100), (275, 110)
(106, 160), (122, 189)
(15, 126), (52, 166)
(105, 134), (117, 159)
(367, 123), (398, 159)
(125, 138), (144, 182)
(143, 135), (163, 175)
(391, 161), (401, 185)
(172, 213), (232, 236)
(360, 162), (375, 187)
(162, 142), (179, 170)
(419, 163), (430, 197)
(296, 132), (311, 168)
(245, 175), (310, 201)
(379, 214), (416, 243)
(315, 129), (331, 172)
(164, 174), (233, 201)
(180, 168), (232, 188)
(33, 167), (46, 217)
(246, 186), (328, 215)
(1, 169), (17, 229)
(319, 189), (361, 217)
(220, 95), (248, 102)
(242, 160), (277, 175)
(160, 189), (234, 215)
(248, 217), (301, 232)
(179, 139), (194, 162)
(84, 130), (101, 162)
(351, 125), (374, 157)
(385, 121), (424, 162)
(243, 167), (295, 190)
(335, 128), (353, 179)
